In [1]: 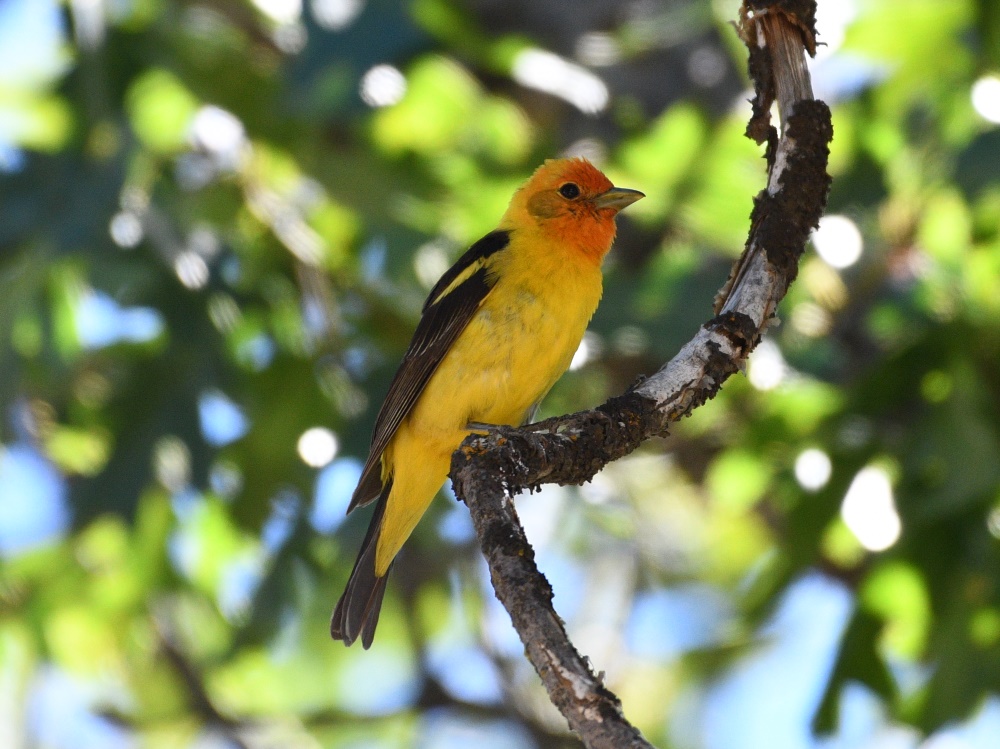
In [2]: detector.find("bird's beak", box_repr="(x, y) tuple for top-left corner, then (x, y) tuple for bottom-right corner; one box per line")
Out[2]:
(593, 186), (645, 212)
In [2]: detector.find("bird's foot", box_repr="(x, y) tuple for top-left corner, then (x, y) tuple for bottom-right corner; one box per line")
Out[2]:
(466, 421), (516, 437)
(520, 414), (566, 433)
(467, 417), (564, 436)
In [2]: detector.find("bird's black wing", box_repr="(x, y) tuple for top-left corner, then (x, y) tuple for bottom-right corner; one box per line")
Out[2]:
(347, 230), (510, 512)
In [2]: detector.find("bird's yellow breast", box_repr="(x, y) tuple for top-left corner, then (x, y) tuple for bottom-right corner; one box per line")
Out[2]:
(375, 231), (603, 573)
(408, 232), (603, 441)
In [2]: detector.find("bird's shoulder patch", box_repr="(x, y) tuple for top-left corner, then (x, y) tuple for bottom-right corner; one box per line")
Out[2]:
(425, 230), (510, 310)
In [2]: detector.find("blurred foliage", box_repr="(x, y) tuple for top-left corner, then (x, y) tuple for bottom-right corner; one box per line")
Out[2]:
(2, 0), (1000, 747)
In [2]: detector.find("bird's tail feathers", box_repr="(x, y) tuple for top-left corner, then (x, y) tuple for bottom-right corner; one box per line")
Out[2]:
(330, 480), (393, 649)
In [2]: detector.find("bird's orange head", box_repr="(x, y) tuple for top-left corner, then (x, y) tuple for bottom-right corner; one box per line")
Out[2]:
(502, 157), (644, 263)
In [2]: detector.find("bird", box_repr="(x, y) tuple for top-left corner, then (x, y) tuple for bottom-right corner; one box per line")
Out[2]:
(331, 157), (644, 647)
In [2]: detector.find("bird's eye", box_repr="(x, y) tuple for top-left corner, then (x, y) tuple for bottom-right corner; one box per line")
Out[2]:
(559, 183), (581, 199)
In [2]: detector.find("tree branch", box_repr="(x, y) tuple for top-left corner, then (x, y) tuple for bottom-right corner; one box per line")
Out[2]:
(153, 617), (251, 749)
(450, 2), (832, 746)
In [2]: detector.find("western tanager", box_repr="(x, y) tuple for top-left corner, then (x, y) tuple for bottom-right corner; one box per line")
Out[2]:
(331, 158), (643, 647)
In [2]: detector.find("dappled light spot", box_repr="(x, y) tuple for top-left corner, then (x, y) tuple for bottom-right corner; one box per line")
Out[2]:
(198, 390), (249, 447)
(0, 0), (69, 89)
(335, 647), (420, 716)
(578, 471), (616, 505)
(127, 68), (199, 153)
(0, 443), (68, 558)
(28, 667), (132, 749)
(359, 237), (387, 281)
(166, 506), (200, 578)
(170, 487), (202, 521)
(921, 370), (953, 404)
(811, 54), (889, 106)
(312, 0), (365, 30)
(576, 32), (621, 67)
(154, 436), (191, 494)
(988, 508), (1000, 540)
(564, 137), (607, 165)
(813, 0), (857, 60)
(360, 64), (406, 108)
(426, 642), (504, 704)
(250, 0), (301, 25)
(219, 255), (242, 286)
(794, 448), (832, 492)
(45, 425), (110, 477)
(262, 491), (299, 552)
(790, 301), (832, 337)
(0, 143), (26, 173)
(971, 75), (1000, 124)
(838, 416), (874, 450)
(174, 250), (210, 289)
(841, 466), (900, 552)
(687, 45), (727, 88)
(707, 448), (772, 511)
(218, 553), (265, 622)
(74, 290), (164, 349)
(512, 48), (609, 114)
(569, 335), (591, 371)
(626, 585), (730, 659)
(812, 214), (863, 269)
(72, 371), (112, 409)
(302, 295), (332, 340)
(234, 333), (276, 371)
(297, 426), (338, 467)
(533, 548), (587, 622)
(310, 457), (362, 533)
(190, 225), (221, 258)
(437, 494), (474, 544)
(747, 339), (786, 391)
(515, 483), (568, 550)
(207, 292), (241, 333)
(272, 22), (306, 54)
(481, 584), (522, 658)
(800, 257), (849, 312)
(108, 211), (143, 248)
(174, 152), (215, 190)
(413, 241), (451, 290)
(612, 325), (649, 357)
(420, 713), (534, 749)
(69, 0), (106, 50)
(209, 460), (243, 500)
(189, 104), (246, 171)
(166, 491), (266, 619)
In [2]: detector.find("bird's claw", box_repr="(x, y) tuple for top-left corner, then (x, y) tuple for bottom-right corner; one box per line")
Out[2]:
(521, 415), (565, 433)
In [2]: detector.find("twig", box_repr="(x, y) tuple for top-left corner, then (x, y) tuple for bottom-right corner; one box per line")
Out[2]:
(155, 617), (251, 749)
(451, 2), (832, 747)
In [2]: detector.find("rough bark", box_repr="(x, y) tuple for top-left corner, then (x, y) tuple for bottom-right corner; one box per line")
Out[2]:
(450, 3), (832, 746)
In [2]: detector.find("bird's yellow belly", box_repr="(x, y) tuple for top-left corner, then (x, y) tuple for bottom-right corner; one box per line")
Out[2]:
(375, 274), (599, 573)
(417, 284), (593, 435)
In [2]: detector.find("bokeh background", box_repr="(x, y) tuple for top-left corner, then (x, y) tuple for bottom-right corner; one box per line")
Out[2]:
(2, 0), (1000, 747)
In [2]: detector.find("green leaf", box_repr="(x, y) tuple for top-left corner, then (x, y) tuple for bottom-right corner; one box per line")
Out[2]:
(126, 69), (199, 153)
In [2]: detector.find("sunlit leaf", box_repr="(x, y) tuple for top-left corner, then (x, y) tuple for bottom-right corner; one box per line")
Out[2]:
(861, 561), (931, 659)
(706, 449), (772, 512)
(0, 88), (72, 150)
(45, 426), (112, 476)
(617, 103), (706, 223)
(372, 56), (480, 156)
(126, 68), (199, 153)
